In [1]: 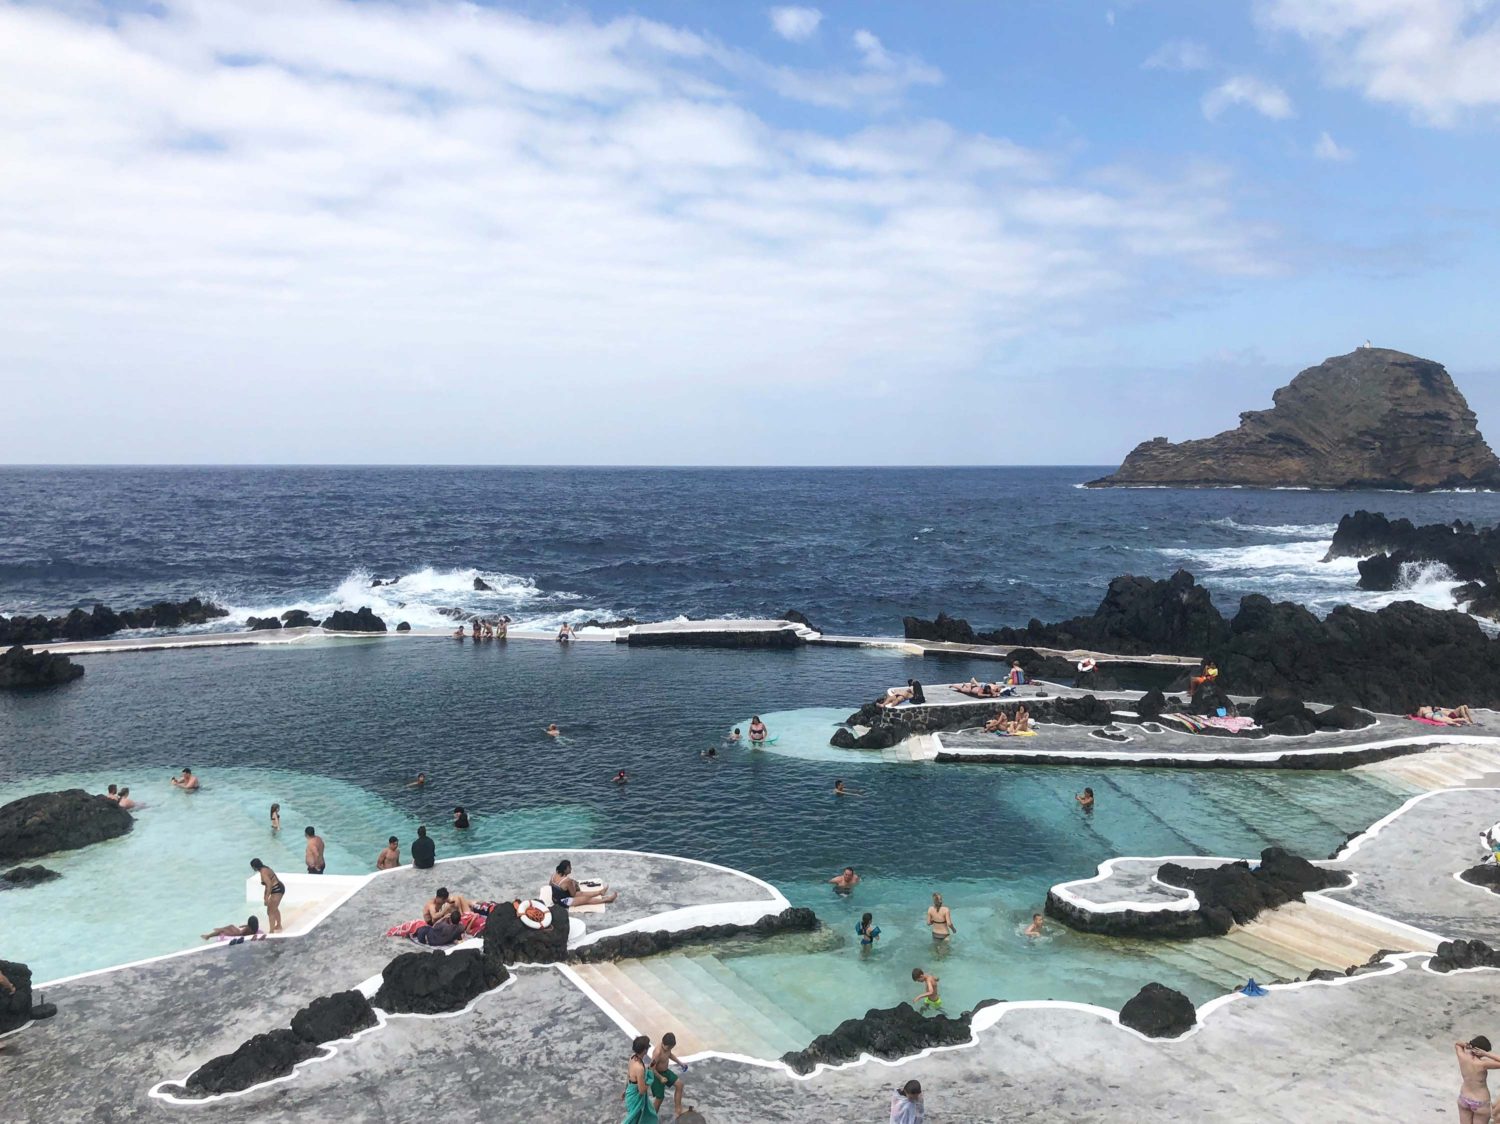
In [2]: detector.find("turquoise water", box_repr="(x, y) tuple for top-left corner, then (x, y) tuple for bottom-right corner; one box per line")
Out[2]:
(0, 640), (1405, 1019)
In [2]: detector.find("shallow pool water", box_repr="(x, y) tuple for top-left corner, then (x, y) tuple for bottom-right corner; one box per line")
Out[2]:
(0, 639), (1406, 1016)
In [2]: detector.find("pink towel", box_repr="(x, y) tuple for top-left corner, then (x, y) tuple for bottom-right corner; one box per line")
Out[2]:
(1407, 715), (1448, 726)
(385, 918), (425, 938)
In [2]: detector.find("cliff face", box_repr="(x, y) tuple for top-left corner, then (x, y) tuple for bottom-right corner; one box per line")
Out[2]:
(1089, 348), (1500, 490)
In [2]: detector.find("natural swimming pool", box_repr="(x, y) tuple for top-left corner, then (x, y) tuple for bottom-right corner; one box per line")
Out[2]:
(0, 638), (1409, 1028)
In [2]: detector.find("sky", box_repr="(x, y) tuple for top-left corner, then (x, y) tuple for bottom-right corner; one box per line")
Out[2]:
(2, 0), (1498, 465)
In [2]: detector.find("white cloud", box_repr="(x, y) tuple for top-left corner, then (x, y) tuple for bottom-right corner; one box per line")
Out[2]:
(1202, 76), (1296, 120)
(1314, 130), (1355, 160)
(1144, 39), (1213, 71)
(0, 0), (1278, 460)
(1259, 0), (1500, 124)
(769, 6), (822, 43)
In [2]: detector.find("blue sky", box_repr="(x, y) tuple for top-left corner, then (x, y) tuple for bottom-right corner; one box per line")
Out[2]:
(2, 0), (1498, 464)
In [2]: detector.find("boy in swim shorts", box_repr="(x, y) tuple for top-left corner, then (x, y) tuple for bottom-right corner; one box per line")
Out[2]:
(911, 967), (941, 1010)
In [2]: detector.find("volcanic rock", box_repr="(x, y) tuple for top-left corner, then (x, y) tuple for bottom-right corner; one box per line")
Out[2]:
(0, 959), (34, 1033)
(0, 789), (133, 863)
(781, 609), (817, 632)
(1, 865), (61, 889)
(482, 902), (571, 970)
(902, 611), (975, 644)
(0, 644), (84, 689)
(473, 577), (494, 591)
(290, 990), (378, 1044)
(396, 621), (411, 632)
(1432, 939), (1500, 973)
(1119, 983), (1196, 1038)
(373, 949), (497, 1014)
(184, 1029), (320, 1097)
(321, 607), (387, 633)
(780, 1001), (992, 1075)
(1157, 847), (1350, 934)
(1459, 865), (1500, 895)
(1135, 689), (1167, 720)
(245, 616), (282, 631)
(1088, 348), (1500, 490)
(569, 907), (818, 965)
(280, 609), (319, 628)
(1313, 704), (1375, 730)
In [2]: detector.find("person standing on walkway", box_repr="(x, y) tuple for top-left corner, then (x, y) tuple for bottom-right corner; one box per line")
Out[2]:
(304, 826), (326, 874)
(890, 1079), (924, 1123)
(250, 859), (284, 933)
(1455, 1036), (1500, 1124)
(411, 825), (436, 869)
(622, 1035), (656, 1123)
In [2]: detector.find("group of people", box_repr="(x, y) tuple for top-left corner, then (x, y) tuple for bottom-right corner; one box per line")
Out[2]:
(880, 680), (926, 707)
(623, 1031), (690, 1122)
(100, 766), (202, 812)
(453, 616), (510, 640)
(983, 705), (1032, 735)
(1414, 704), (1477, 727)
(954, 678), (1016, 699)
(101, 783), (138, 809)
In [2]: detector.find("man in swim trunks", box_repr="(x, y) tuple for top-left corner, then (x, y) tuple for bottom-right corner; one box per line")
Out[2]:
(169, 767), (199, 791)
(376, 836), (401, 870)
(407, 772), (427, 788)
(250, 858), (284, 933)
(304, 826), (326, 874)
(423, 887), (474, 923)
(926, 892), (956, 940)
(829, 866), (860, 893)
(648, 1030), (688, 1116)
(911, 967), (941, 1009)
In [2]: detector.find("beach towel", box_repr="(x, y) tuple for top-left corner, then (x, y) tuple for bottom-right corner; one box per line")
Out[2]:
(1407, 715), (1449, 726)
(386, 918), (426, 938)
(621, 1080), (659, 1124)
(1203, 716), (1257, 733)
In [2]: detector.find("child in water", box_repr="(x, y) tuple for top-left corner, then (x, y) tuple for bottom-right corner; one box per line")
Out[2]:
(911, 967), (941, 1010)
(857, 912), (881, 953)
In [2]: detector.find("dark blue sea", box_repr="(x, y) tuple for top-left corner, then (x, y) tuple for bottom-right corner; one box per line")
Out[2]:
(5, 466), (1500, 630)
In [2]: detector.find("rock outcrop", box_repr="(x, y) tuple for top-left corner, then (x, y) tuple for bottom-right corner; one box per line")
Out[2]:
(321, 607), (387, 633)
(1325, 510), (1500, 619)
(1089, 348), (1500, 491)
(184, 1030), (320, 1097)
(0, 597), (228, 645)
(1, 865), (61, 889)
(1431, 938), (1500, 973)
(482, 902), (571, 969)
(1118, 983), (1196, 1038)
(373, 949), (498, 1014)
(0, 959), (57, 1033)
(0, 789), (133, 863)
(289, 990), (379, 1045)
(780, 1000), (996, 1075)
(569, 907), (818, 964)
(245, 616), (282, 631)
(280, 609), (319, 628)
(0, 644), (84, 689)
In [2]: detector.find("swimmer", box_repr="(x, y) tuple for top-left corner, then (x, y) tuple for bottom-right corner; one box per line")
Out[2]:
(911, 967), (941, 1010)
(406, 773), (427, 789)
(452, 806), (470, 829)
(926, 892), (955, 941)
(748, 716), (768, 744)
(612, 770), (629, 785)
(103, 784), (119, 803)
(728, 728), (742, 743)
(829, 866), (860, 893)
(269, 802), (280, 831)
(1076, 787), (1095, 811)
(834, 780), (863, 797)
(377, 836), (401, 870)
(202, 916), (264, 942)
(856, 912), (881, 952)
(701, 746), (718, 759)
(453, 624), (465, 640)
(116, 786), (136, 810)
(546, 723), (561, 737)
(304, 826), (326, 874)
(169, 767), (199, 792)
(1025, 913), (1044, 938)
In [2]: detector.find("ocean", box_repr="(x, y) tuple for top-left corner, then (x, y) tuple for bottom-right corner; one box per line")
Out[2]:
(3, 465), (1498, 631)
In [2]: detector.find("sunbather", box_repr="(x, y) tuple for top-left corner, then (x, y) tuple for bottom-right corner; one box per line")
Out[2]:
(201, 915), (264, 941)
(549, 859), (617, 906)
(1417, 705), (1476, 726)
(880, 686), (914, 706)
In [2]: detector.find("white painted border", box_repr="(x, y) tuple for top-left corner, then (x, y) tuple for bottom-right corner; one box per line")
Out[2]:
(933, 731), (1500, 766)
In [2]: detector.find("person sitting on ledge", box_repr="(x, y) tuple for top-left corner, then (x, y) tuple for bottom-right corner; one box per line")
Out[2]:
(169, 767), (199, 792)
(557, 622), (572, 643)
(1188, 659), (1219, 697)
(495, 618), (508, 640)
(202, 915), (264, 942)
(550, 858), (617, 907)
(829, 866), (860, 894)
(1007, 661), (1027, 686)
(411, 825), (436, 869)
(424, 887), (474, 923)
(1010, 705), (1032, 734)
(377, 836), (401, 870)
(471, 619), (481, 640)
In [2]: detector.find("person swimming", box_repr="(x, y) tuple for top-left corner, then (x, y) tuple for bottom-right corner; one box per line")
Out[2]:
(407, 773), (427, 788)
(829, 866), (859, 893)
(612, 770), (629, 785)
(1025, 913), (1044, 938)
(269, 802), (280, 831)
(116, 786), (136, 809)
(727, 728), (742, 743)
(1076, 787), (1095, 811)
(452, 806), (470, 830)
(546, 723), (561, 737)
(700, 746), (718, 759)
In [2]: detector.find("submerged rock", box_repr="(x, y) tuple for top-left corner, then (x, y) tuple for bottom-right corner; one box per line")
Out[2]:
(473, 576), (494, 591)
(1119, 983), (1196, 1038)
(0, 789), (133, 863)
(1088, 348), (1500, 491)
(0, 864), (61, 889)
(373, 949), (497, 1014)
(780, 1000), (994, 1075)
(321, 607), (387, 633)
(0, 644), (84, 689)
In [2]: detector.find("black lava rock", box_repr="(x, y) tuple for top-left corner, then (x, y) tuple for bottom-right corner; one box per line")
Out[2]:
(0, 645), (84, 689)
(0, 789), (133, 863)
(902, 611), (976, 644)
(0, 958), (33, 1034)
(290, 989), (378, 1044)
(322, 607), (387, 633)
(1, 864), (61, 889)
(1135, 689), (1167, 720)
(245, 616), (282, 631)
(781, 609), (817, 632)
(569, 907), (818, 965)
(1189, 683), (1237, 717)
(184, 1029), (320, 1097)
(830, 727), (858, 749)
(1156, 847), (1350, 934)
(473, 577), (494, 591)
(1313, 704), (1375, 730)
(0, 598), (227, 646)
(1052, 694), (1114, 725)
(1357, 553), (1402, 591)
(780, 1001), (989, 1075)
(1119, 982), (1196, 1038)
(1459, 865), (1500, 894)
(482, 902), (571, 971)
(396, 621), (411, 632)
(1432, 939), (1500, 973)
(280, 609), (319, 628)
(373, 949), (497, 1014)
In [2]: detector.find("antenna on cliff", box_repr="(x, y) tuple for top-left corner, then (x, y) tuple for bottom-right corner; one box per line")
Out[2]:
(1359, 339), (1371, 349)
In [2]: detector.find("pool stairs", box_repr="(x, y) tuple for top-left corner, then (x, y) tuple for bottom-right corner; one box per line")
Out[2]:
(1356, 742), (1500, 792)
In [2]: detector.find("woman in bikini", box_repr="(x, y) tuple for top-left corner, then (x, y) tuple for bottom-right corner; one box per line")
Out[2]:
(550, 859), (618, 907)
(201, 915), (264, 942)
(250, 858), (284, 933)
(1455, 1035), (1500, 1123)
(748, 716), (768, 743)
(269, 803), (280, 833)
(926, 892), (955, 941)
(622, 1035), (655, 1124)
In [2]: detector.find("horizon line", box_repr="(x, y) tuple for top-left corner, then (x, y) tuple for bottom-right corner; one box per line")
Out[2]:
(0, 462), (1115, 471)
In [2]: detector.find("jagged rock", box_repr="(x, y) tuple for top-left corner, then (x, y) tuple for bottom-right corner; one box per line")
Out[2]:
(1135, 689), (1167, 720)
(902, 612), (975, 644)
(1088, 349), (1500, 491)
(780, 1001), (992, 1075)
(245, 616), (282, 631)
(184, 1029), (320, 1097)
(0, 597), (228, 646)
(1119, 982), (1196, 1038)
(0, 644), (84, 689)
(1188, 683), (1236, 717)
(569, 907), (818, 965)
(482, 901), (571, 970)
(1052, 695), (1114, 726)
(321, 607), (387, 633)
(1074, 668), (1121, 691)
(280, 609), (318, 628)
(1, 865), (61, 889)
(473, 577), (494, 591)
(1252, 692), (1316, 730)
(0, 789), (133, 863)
(781, 609), (817, 632)
(370, 577), (396, 587)
(290, 990), (378, 1044)
(1313, 704), (1375, 730)
(373, 949), (498, 1014)
(1156, 848), (1349, 933)
(1326, 511), (1498, 581)
(1306, 968), (1344, 982)
(396, 621), (411, 632)
(1432, 939), (1500, 973)
(830, 727), (858, 749)
(1357, 553), (1403, 592)
(576, 617), (639, 630)
(0, 959), (33, 1033)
